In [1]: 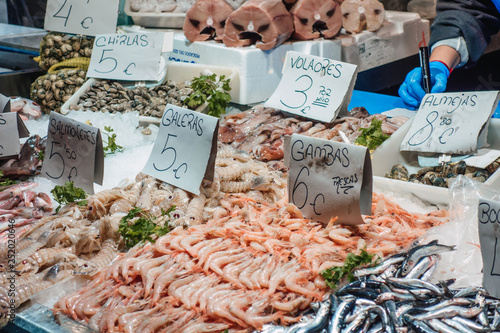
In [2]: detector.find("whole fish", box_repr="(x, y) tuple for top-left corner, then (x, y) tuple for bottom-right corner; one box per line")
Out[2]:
(328, 297), (356, 333)
(401, 241), (455, 276)
(294, 297), (331, 333)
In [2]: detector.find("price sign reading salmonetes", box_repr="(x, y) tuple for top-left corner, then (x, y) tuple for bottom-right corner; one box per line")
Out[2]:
(142, 104), (219, 195)
(87, 33), (164, 81)
(265, 51), (358, 123)
(45, 0), (119, 36)
(285, 134), (372, 225)
(401, 91), (500, 154)
(478, 197), (500, 298)
(41, 112), (104, 194)
(0, 113), (30, 159)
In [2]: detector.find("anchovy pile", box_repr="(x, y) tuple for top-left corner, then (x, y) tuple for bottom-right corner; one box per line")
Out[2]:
(258, 240), (500, 333)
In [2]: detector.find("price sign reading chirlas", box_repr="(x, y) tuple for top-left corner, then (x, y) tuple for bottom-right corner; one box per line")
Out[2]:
(478, 197), (500, 298)
(142, 104), (219, 195)
(285, 134), (372, 225)
(265, 51), (358, 123)
(45, 0), (119, 36)
(87, 33), (164, 81)
(41, 112), (104, 194)
(401, 91), (500, 154)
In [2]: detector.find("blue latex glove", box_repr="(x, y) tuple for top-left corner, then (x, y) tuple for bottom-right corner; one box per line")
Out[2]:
(398, 61), (450, 108)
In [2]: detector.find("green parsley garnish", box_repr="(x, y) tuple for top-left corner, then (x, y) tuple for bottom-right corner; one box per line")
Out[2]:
(103, 126), (123, 156)
(320, 249), (379, 289)
(354, 118), (390, 150)
(119, 206), (175, 248)
(185, 73), (231, 118)
(0, 171), (15, 187)
(51, 181), (88, 213)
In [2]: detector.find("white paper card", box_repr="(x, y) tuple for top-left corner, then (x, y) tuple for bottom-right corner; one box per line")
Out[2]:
(41, 112), (104, 194)
(286, 134), (372, 225)
(0, 113), (22, 158)
(142, 105), (219, 195)
(44, 0), (119, 36)
(265, 51), (358, 123)
(401, 91), (500, 154)
(464, 149), (500, 169)
(0, 94), (9, 113)
(478, 197), (500, 298)
(87, 33), (163, 81)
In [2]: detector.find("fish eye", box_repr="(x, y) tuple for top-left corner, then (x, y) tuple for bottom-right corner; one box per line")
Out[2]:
(374, 9), (381, 14)
(326, 9), (335, 17)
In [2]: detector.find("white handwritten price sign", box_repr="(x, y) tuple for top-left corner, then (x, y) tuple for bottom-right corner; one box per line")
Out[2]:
(401, 91), (500, 154)
(285, 134), (372, 225)
(87, 33), (164, 81)
(478, 197), (500, 298)
(265, 51), (358, 123)
(45, 0), (119, 36)
(0, 93), (10, 113)
(41, 112), (104, 194)
(142, 104), (218, 195)
(0, 112), (30, 159)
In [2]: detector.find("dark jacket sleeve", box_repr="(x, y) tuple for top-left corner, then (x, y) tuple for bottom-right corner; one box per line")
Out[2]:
(429, 0), (500, 65)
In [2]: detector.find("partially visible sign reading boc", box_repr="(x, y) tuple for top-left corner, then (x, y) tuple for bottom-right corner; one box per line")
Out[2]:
(142, 104), (219, 195)
(285, 134), (372, 225)
(478, 197), (500, 298)
(87, 33), (164, 81)
(401, 91), (500, 154)
(265, 51), (358, 123)
(45, 0), (119, 36)
(41, 112), (104, 194)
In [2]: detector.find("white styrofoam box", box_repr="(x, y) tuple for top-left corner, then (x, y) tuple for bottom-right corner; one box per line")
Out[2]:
(124, 0), (185, 28)
(166, 33), (342, 105)
(339, 11), (430, 72)
(371, 118), (500, 206)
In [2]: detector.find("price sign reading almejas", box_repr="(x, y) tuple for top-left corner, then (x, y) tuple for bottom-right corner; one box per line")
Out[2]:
(87, 33), (164, 81)
(45, 0), (120, 36)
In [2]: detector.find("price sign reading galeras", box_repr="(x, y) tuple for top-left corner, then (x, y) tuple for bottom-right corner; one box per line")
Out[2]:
(142, 104), (219, 195)
(478, 197), (500, 298)
(41, 112), (104, 194)
(265, 51), (358, 123)
(0, 113), (30, 159)
(286, 134), (372, 225)
(87, 33), (164, 81)
(401, 91), (500, 154)
(45, 0), (119, 36)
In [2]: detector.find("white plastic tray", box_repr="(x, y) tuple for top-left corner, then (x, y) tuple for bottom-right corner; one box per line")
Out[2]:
(60, 62), (238, 123)
(124, 0), (185, 28)
(371, 118), (500, 206)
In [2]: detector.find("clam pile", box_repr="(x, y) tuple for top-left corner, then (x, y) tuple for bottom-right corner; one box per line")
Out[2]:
(68, 80), (193, 117)
(386, 158), (500, 188)
(38, 32), (94, 71)
(30, 69), (87, 114)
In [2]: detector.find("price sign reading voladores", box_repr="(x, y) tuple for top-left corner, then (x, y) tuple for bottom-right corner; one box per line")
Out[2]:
(142, 104), (219, 195)
(265, 51), (358, 123)
(87, 33), (164, 81)
(478, 197), (500, 298)
(285, 134), (372, 225)
(45, 0), (119, 36)
(41, 112), (104, 194)
(401, 91), (500, 154)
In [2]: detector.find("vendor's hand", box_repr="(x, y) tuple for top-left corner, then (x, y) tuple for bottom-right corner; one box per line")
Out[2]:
(398, 61), (450, 108)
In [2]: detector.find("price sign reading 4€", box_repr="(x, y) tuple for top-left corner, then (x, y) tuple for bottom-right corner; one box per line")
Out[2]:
(45, 0), (119, 36)
(142, 104), (219, 195)
(401, 91), (500, 154)
(478, 197), (500, 298)
(285, 134), (372, 225)
(265, 51), (358, 123)
(87, 33), (164, 81)
(41, 112), (104, 194)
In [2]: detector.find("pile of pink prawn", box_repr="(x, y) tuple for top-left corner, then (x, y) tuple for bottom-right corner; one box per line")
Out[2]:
(218, 106), (408, 169)
(54, 193), (448, 332)
(0, 181), (52, 244)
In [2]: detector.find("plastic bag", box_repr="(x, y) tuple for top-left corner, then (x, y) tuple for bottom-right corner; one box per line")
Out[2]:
(420, 175), (500, 287)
